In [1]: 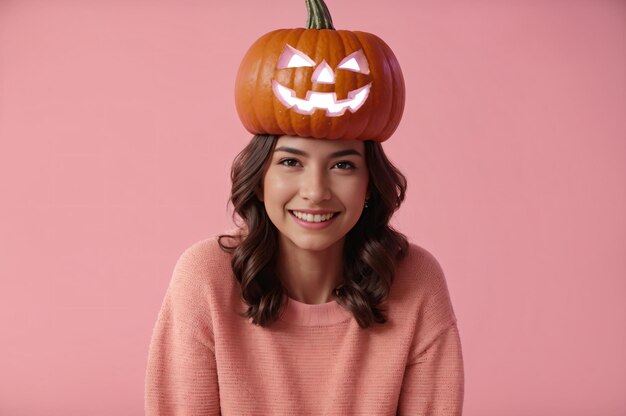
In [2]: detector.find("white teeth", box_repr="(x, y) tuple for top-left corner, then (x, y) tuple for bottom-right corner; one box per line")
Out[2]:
(292, 211), (336, 223)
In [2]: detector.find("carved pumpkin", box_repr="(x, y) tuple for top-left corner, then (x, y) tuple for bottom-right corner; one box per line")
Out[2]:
(234, 0), (405, 142)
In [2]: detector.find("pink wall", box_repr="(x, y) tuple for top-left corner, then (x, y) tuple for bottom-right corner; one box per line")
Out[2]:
(1, 0), (624, 414)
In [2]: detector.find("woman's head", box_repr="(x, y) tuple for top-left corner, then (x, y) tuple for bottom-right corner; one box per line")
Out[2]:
(258, 135), (369, 254)
(219, 134), (409, 328)
(227, 134), (405, 238)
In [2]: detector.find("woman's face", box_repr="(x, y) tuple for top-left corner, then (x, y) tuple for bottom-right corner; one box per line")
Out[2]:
(259, 135), (370, 253)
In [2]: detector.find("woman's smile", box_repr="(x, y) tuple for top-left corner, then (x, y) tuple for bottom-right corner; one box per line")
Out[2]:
(289, 210), (340, 229)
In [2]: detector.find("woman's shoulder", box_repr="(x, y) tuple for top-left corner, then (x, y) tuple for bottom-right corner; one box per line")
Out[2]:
(401, 241), (446, 276)
(390, 241), (458, 331)
(180, 226), (243, 257)
(394, 241), (452, 299)
(171, 227), (242, 287)
(392, 242), (459, 361)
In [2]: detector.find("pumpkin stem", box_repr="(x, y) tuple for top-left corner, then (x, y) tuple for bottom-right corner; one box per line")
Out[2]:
(305, 0), (335, 30)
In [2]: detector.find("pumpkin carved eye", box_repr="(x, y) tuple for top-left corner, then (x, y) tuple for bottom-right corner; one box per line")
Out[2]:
(277, 45), (315, 69)
(337, 50), (369, 75)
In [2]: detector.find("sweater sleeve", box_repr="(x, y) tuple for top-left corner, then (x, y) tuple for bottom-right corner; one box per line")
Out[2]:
(397, 323), (465, 415)
(144, 247), (220, 415)
(397, 247), (464, 415)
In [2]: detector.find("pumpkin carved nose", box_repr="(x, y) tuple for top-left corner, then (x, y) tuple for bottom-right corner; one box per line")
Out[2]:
(311, 60), (335, 84)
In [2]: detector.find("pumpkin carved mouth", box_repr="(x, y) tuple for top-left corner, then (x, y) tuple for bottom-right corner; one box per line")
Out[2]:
(272, 79), (371, 117)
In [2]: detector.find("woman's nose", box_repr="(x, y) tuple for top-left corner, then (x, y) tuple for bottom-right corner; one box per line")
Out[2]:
(299, 168), (331, 202)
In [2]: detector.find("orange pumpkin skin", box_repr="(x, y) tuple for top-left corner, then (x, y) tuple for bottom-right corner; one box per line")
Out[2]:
(234, 28), (405, 142)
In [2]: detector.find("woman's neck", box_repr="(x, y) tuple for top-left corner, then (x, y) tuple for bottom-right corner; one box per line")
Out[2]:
(276, 237), (345, 304)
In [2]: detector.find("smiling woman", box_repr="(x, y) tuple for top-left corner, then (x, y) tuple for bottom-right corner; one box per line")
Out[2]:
(223, 133), (408, 321)
(145, 0), (464, 414)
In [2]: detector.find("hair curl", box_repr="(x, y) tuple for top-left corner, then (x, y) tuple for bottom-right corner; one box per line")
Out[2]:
(218, 134), (409, 328)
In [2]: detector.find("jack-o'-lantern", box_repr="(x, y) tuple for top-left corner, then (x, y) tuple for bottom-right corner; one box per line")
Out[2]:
(234, 0), (405, 142)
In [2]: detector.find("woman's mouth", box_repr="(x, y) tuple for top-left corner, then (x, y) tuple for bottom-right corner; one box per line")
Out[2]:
(288, 210), (340, 229)
(289, 210), (339, 223)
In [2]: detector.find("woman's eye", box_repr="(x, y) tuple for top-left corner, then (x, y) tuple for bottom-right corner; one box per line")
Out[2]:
(335, 161), (356, 170)
(279, 158), (301, 167)
(278, 159), (355, 170)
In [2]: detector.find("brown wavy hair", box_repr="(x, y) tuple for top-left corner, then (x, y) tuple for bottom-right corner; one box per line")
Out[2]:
(218, 134), (409, 328)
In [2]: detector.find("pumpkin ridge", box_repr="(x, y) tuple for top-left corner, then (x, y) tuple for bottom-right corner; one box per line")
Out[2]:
(356, 31), (395, 140)
(329, 30), (347, 100)
(332, 30), (352, 139)
(338, 29), (370, 139)
(257, 29), (290, 134)
(350, 31), (378, 140)
(247, 30), (274, 133)
(370, 32), (395, 139)
(288, 29), (318, 137)
(277, 28), (307, 135)
(378, 37), (405, 140)
(310, 29), (332, 138)
(308, 28), (323, 137)
(236, 30), (276, 133)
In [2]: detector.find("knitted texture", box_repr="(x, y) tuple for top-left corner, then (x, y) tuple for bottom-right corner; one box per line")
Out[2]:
(145, 234), (464, 415)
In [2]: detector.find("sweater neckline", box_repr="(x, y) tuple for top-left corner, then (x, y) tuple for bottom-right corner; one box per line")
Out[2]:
(279, 294), (352, 326)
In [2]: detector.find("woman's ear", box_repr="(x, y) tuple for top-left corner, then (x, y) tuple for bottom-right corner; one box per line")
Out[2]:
(255, 185), (264, 202)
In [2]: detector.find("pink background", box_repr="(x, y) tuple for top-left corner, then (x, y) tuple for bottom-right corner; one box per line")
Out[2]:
(1, 0), (625, 414)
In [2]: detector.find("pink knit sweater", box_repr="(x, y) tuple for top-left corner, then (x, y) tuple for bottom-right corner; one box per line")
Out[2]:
(145, 233), (464, 415)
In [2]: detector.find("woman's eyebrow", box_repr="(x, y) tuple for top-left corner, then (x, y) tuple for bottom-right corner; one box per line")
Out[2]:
(274, 146), (362, 158)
